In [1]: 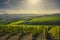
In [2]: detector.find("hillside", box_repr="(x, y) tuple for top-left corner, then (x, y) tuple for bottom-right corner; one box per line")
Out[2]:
(21, 13), (60, 25)
(0, 13), (60, 40)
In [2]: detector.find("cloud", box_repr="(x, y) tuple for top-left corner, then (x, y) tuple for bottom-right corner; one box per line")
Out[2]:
(44, 0), (60, 9)
(13, 0), (60, 10)
(0, 0), (60, 10)
(0, 0), (21, 9)
(0, 0), (8, 2)
(0, 0), (60, 14)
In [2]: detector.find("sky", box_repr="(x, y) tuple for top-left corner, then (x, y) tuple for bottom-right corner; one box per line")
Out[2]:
(0, 0), (60, 14)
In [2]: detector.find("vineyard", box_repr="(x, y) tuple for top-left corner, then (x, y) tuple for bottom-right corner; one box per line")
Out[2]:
(0, 25), (60, 40)
(0, 14), (60, 40)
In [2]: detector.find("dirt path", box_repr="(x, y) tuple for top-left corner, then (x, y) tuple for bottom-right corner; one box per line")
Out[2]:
(8, 33), (21, 40)
(20, 33), (32, 40)
(0, 33), (54, 40)
(0, 34), (10, 40)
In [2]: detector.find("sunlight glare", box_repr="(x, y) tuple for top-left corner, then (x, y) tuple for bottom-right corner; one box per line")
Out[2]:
(27, 0), (41, 5)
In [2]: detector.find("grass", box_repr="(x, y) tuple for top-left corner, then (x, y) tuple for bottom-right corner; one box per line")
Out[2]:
(30, 16), (60, 22)
(0, 15), (60, 40)
(8, 20), (25, 25)
(0, 25), (59, 36)
(0, 25), (60, 40)
(49, 26), (60, 39)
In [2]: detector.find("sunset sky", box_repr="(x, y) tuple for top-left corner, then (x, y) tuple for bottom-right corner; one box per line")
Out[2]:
(0, 0), (60, 14)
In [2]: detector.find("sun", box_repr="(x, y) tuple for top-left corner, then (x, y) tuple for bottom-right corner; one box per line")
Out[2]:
(29, 0), (38, 4)
(27, 0), (40, 5)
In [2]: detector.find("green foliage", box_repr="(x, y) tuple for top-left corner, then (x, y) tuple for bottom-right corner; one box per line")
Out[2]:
(49, 26), (60, 40)
(0, 25), (60, 40)
(30, 16), (60, 22)
(8, 20), (25, 25)
(0, 15), (60, 40)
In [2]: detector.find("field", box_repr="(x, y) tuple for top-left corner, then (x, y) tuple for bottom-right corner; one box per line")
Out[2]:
(0, 14), (60, 40)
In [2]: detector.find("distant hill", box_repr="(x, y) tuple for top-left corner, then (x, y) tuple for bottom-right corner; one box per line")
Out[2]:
(21, 13), (60, 25)
(0, 14), (37, 20)
(0, 13), (60, 20)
